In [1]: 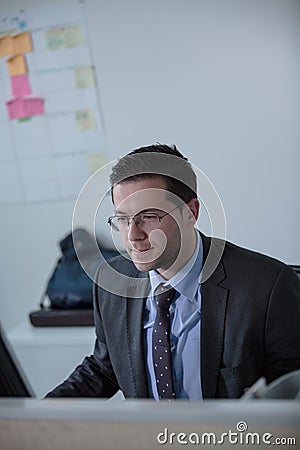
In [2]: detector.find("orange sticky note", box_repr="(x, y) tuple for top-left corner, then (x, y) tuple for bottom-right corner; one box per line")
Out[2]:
(0, 35), (13, 58)
(13, 32), (32, 54)
(7, 54), (27, 76)
(6, 97), (44, 120)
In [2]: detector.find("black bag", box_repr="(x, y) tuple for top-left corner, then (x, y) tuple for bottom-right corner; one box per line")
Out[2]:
(42, 228), (116, 310)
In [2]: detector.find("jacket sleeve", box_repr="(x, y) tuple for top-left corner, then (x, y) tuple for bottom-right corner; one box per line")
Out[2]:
(264, 265), (300, 383)
(45, 268), (119, 398)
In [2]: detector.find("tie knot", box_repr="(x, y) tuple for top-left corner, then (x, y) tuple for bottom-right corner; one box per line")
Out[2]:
(154, 286), (176, 310)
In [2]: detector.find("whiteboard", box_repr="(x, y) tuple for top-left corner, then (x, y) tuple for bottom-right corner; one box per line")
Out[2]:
(0, 2), (106, 204)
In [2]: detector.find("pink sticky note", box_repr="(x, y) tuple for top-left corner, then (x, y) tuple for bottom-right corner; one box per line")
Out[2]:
(11, 74), (31, 97)
(6, 98), (25, 119)
(6, 97), (44, 120)
(25, 97), (44, 116)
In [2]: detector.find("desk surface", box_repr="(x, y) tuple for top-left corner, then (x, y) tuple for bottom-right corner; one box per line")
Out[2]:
(6, 321), (96, 398)
(8, 321), (95, 346)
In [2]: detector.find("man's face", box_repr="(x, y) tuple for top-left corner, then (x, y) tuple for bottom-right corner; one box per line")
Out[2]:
(112, 177), (198, 275)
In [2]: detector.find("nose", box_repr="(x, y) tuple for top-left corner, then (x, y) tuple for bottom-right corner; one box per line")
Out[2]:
(127, 217), (147, 241)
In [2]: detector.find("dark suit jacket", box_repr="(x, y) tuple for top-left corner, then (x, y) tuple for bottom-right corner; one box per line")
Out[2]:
(47, 234), (300, 399)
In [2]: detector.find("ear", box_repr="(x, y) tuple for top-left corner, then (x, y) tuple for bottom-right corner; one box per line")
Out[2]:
(186, 198), (200, 223)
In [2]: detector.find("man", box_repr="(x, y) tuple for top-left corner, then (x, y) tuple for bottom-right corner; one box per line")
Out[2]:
(47, 144), (300, 399)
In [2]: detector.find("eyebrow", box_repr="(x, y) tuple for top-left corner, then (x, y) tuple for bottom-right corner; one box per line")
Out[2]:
(114, 208), (162, 215)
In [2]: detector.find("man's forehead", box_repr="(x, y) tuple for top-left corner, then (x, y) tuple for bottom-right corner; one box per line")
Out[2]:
(114, 186), (173, 212)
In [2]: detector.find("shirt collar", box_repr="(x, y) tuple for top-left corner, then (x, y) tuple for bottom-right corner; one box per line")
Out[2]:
(149, 231), (203, 303)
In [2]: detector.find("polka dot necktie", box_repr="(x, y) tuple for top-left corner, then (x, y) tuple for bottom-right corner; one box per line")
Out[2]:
(152, 285), (176, 400)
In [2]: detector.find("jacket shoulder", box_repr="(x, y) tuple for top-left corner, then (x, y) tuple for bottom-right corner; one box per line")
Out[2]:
(223, 239), (285, 266)
(220, 238), (296, 284)
(102, 253), (138, 275)
(94, 254), (148, 297)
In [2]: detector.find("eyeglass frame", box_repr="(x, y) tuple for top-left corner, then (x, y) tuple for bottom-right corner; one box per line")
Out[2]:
(107, 204), (182, 232)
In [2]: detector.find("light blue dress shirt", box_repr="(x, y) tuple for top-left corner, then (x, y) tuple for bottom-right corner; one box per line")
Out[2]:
(143, 232), (203, 400)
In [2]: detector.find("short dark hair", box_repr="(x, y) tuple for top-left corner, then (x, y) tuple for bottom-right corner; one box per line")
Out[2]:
(110, 144), (197, 204)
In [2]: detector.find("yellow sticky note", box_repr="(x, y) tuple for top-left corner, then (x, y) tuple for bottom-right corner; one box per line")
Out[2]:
(7, 54), (27, 76)
(13, 32), (32, 54)
(76, 110), (96, 131)
(0, 35), (13, 58)
(64, 24), (84, 47)
(75, 66), (95, 89)
(87, 153), (106, 174)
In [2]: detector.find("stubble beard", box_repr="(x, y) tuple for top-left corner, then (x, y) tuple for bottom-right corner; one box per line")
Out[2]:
(129, 238), (181, 274)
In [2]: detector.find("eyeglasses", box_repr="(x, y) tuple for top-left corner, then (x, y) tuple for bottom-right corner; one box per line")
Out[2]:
(107, 205), (181, 232)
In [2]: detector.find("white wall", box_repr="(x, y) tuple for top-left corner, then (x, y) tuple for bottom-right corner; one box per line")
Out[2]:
(1, 0), (299, 333)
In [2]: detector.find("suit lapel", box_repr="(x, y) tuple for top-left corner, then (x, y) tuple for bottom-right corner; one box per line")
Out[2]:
(125, 274), (150, 398)
(200, 234), (228, 398)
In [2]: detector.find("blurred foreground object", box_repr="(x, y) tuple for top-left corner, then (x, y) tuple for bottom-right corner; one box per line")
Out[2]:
(242, 369), (300, 400)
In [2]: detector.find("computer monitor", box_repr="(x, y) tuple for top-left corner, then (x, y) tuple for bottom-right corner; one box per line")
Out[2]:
(0, 323), (34, 397)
